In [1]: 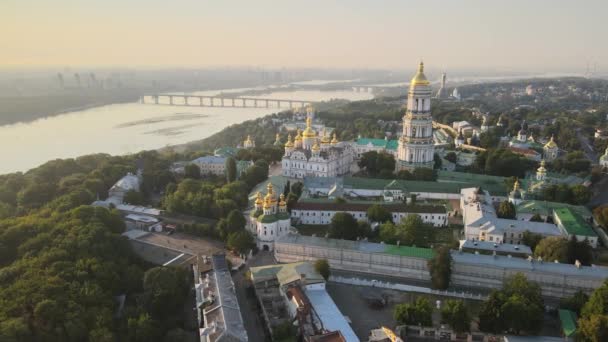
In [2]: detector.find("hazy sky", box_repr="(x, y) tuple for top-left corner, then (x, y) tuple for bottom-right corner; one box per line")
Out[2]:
(1, 0), (606, 71)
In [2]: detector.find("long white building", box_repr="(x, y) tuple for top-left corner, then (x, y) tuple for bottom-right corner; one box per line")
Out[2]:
(291, 201), (447, 227)
(274, 234), (608, 299)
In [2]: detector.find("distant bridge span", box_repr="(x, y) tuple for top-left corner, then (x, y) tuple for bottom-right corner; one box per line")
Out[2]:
(140, 94), (314, 109)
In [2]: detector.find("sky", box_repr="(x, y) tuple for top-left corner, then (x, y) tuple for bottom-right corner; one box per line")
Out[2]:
(1, 0), (606, 72)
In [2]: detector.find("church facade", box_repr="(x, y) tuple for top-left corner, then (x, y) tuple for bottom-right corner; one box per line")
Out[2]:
(396, 62), (435, 171)
(249, 183), (291, 251)
(281, 116), (353, 179)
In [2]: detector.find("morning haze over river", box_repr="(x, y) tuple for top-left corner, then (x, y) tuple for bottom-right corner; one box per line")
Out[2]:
(0, 86), (373, 174)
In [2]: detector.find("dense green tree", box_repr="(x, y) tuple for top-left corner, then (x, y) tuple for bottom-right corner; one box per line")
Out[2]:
(123, 190), (145, 205)
(328, 212), (359, 240)
(553, 151), (591, 174)
(184, 163), (201, 179)
(578, 281), (608, 342)
(142, 267), (190, 319)
(314, 259), (331, 280)
(428, 246), (452, 290)
(358, 151), (396, 177)
(497, 200), (516, 219)
(290, 182), (304, 197)
(594, 206), (608, 228)
(378, 215), (434, 247)
(225, 157), (237, 182)
(441, 300), (471, 333)
(367, 204), (393, 223)
(433, 153), (442, 170)
(227, 230), (254, 254)
(566, 235), (592, 265)
(529, 213), (543, 222)
(478, 273), (543, 335)
(534, 236), (569, 263)
(394, 297), (433, 326)
(444, 152), (457, 163)
(521, 230), (543, 250)
(560, 290), (589, 315)
(127, 313), (161, 342)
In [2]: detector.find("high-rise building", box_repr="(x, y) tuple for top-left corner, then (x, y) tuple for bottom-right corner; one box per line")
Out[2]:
(396, 62), (435, 171)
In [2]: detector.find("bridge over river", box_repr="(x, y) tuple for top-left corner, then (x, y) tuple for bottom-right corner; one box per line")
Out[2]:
(141, 94), (314, 109)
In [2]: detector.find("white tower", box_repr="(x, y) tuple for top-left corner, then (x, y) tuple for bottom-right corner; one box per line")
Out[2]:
(397, 62), (435, 171)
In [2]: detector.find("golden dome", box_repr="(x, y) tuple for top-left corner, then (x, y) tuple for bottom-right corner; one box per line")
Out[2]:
(312, 142), (320, 151)
(321, 129), (331, 144)
(295, 129), (303, 142)
(266, 182), (274, 195)
(537, 160), (547, 173)
(303, 117), (316, 138)
(410, 61), (430, 87)
(544, 135), (558, 149)
(254, 192), (263, 205)
(279, 193), (286, 207)
(284, 134), (294, 148)
(330, 133), (339, 144)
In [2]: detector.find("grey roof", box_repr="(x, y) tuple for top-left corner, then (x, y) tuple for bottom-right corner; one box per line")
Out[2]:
(193, 156), (227, 164)
(203, 254), (248, 342)
(276, 234), (386, 254)
(459, 240), (532, 255)
(452, 251), (608, 279)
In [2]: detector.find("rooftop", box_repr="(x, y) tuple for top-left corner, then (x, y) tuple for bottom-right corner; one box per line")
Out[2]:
(354, 138), (398, 150)
(250, 262), (325, 286)
(276, 234), (434, 260)
(202, 254), (248, 342)
(459, 239), (532, 256)
(306, 289), (360, 342)
(293, 201), (446, 214)
(193, 155), (227, 165)
(553, 208), (597, 237)
(516, 200), (592, 218)
(558, 309), (577, 337)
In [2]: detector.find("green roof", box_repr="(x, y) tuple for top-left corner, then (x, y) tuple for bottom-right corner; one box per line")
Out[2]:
(384, 245), (435, 259)
(355, 138), (398, 150)
(516, 201), (592, 218)
(437, 171), (508, 196)
(250, 262), (325, 286)
(258, 214), (278, 223)
(343, 177), (465, 194)
(558, 309), (577, 337)
(554, 208), (597, 237)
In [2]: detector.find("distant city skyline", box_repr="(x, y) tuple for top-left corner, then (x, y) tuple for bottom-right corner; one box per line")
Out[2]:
(1, 0), (607, 72)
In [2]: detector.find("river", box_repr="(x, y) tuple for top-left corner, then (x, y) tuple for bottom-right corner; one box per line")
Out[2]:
(2, 88), (373, 174)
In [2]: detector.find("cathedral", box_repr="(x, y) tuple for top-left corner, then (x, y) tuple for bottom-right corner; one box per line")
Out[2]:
(249, 183), (291, 251)
(281, 115), (353, 178)
(396, 62), (435, 171)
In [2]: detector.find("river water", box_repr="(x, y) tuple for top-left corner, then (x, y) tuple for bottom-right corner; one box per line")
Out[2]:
(3, 88), (373, 174)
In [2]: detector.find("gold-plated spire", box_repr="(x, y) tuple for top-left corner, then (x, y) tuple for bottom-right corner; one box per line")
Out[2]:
(513, 178), (520, 191)
(303, 116), (316, 138)
(544, 135), (558, 149)
(279, 193), (286, 207)
(330, 133), (339, 145)
(295, 129), (303, 142)
(284, 134), (294, 148)
(255, 192), (263, 206)
(321, 128), (331, 144)
(410, 61), (430, 87)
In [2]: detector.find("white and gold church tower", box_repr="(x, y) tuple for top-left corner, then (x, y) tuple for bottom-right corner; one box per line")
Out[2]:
(396, 62), (435, 171)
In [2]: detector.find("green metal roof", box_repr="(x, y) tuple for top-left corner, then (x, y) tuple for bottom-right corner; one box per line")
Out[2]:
(516, 201), (592, 218)
(355, 138), (399, 150)
(250, 262), (325, 286)
(554, 208), (597, 237)
(558, 309), (577, 337)
(437, 171), (508, 196)
(343, 177), (465, 194)
(383, 245), (435, 259)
